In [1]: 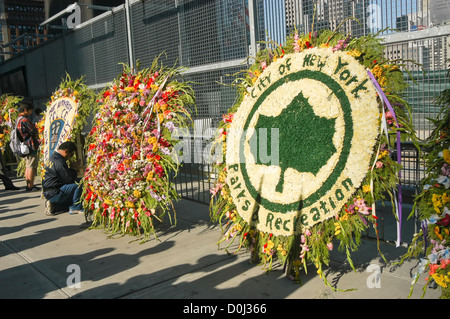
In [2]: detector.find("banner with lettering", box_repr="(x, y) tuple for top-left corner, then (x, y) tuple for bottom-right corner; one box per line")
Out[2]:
(43, 97), (78, 162)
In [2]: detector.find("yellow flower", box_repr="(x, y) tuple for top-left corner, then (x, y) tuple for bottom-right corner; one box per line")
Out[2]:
(371, 65), (383, 78)
(104, 199), (113, 206)
(434, 226), (443, 241)
(444, 149), (450, 164)
(362, 185), (371, 193)
(227, 210), (237, 221)
(378, 150), (389, 159)
(147, 136), (157, 145)
(251, 70), (261, 84)
(432, 273), (449, 288)
(125, 201), (135, 208)
(133, 189), (142, 198)
(264, 240), (274, 254)
(442, 192), (449, 205)
(317, 269), (323, 279)
(432, 194), (443, 214)
(277, 244), (288, 256)
(334, 222), (341, 235)
(347, 49), (361, 57)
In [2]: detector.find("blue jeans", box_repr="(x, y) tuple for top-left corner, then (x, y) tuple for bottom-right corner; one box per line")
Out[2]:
(49, 182), (83, 211)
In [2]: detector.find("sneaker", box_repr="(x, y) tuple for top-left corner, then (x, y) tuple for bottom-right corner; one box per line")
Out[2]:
(45, 200), (56, 216)
(69, 209), (84, 215)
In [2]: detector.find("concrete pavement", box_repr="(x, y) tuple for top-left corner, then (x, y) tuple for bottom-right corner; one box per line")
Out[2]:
(0, 176), (442, 300)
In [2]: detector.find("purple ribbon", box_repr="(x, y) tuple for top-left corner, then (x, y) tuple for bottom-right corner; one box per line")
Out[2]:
(367, 70), (402, 246)
(421, 220), (428, 255)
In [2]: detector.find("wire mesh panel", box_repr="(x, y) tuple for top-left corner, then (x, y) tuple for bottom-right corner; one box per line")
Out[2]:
(65, 27), (96, 84)
(171, 65), (247, 202)
(384, 35), (449, 190)
(91, 12), (129, 84)
(179, 0), (249, 67)
(391, 36), (450, 141)
(65, 10), (129, 86)
(131, 0), (180, 69)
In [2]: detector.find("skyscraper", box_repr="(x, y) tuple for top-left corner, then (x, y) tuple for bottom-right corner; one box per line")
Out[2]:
(0, 0), (47, 61)
(285, 0), (371, 37)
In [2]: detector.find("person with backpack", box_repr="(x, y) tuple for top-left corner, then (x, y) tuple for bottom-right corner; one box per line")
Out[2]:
(15, 101), (40, 192)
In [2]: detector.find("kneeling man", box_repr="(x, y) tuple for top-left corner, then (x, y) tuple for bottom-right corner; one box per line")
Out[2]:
(43, 141), (83, 215)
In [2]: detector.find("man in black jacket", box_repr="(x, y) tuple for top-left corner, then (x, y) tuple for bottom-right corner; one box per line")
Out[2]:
(43, 141), (83, 216)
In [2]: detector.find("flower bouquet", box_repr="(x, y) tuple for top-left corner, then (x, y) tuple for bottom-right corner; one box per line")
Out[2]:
(209, 29), (418, 289)
(399, 87), (450, 298)
(83, 60), (195, 241)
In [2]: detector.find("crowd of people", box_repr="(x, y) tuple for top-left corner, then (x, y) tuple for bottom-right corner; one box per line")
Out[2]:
(1, 101), (83, 217)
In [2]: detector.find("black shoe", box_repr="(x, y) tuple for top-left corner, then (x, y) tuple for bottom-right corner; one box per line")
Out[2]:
(5, 186), (20, 190)
(26, 186), (41, 192)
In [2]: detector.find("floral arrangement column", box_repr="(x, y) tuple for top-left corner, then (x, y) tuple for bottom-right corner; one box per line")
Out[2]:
(0, 94), (22, 157)
(83, 62), (195, 241)
(400, 82), (449, 299)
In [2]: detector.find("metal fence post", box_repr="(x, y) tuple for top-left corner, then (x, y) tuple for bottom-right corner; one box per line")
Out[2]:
(248, 0), (258, 64)
(125, 0), (134, 71)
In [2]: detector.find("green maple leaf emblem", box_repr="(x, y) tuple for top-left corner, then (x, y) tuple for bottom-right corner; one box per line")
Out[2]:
(249, 92), (337, 193)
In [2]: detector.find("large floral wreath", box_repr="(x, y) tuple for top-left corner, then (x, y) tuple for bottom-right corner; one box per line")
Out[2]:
(399, 86), (450, 298)
(82, 62), (195, 241)
(209, 30), (418, 289)
(17, 74), (97, 177)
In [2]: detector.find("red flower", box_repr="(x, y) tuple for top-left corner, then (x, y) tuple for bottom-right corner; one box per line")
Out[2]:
(437, 214), (450, 227)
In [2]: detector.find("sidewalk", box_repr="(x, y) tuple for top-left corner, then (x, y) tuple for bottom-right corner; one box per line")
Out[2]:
(0, 176), (442, 300)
